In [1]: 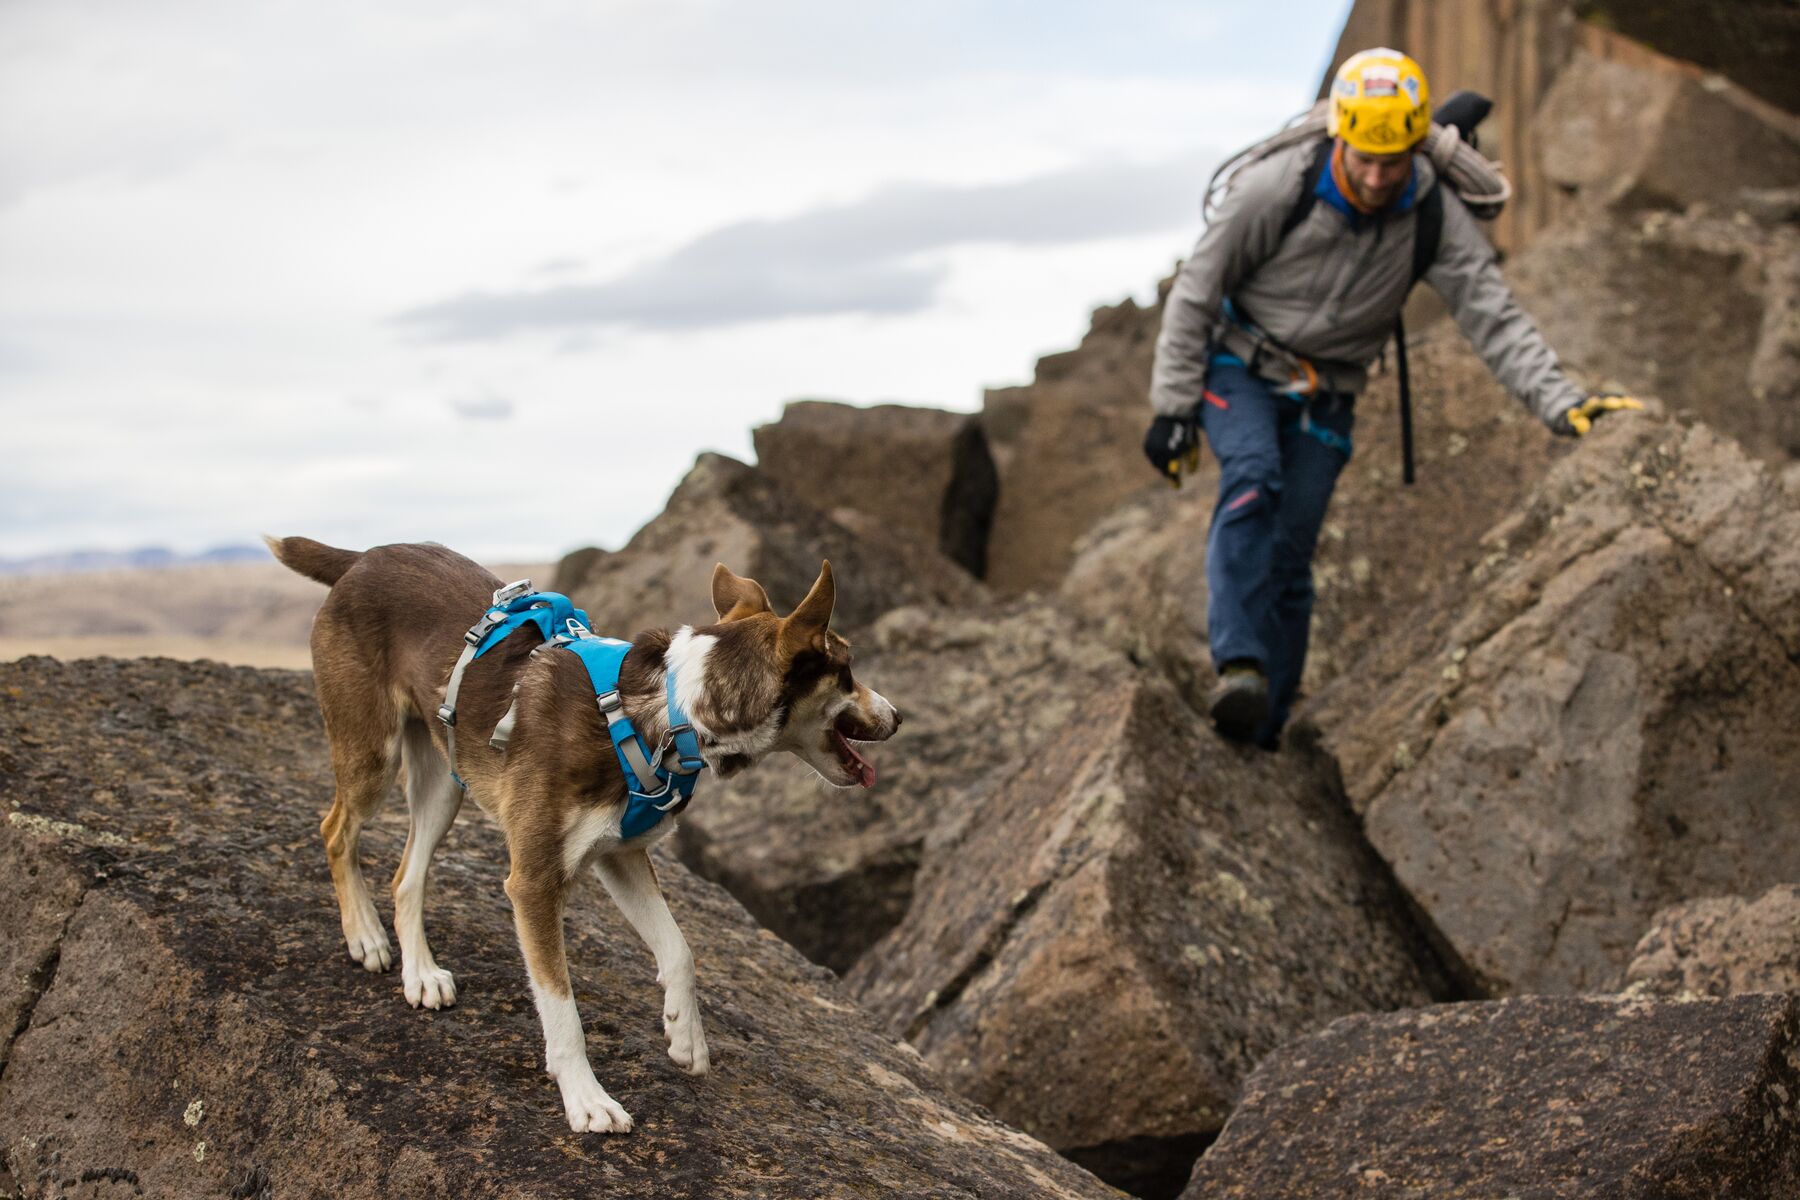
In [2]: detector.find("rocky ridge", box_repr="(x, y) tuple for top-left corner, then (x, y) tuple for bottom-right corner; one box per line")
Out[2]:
(0, 657), (1118, 1200)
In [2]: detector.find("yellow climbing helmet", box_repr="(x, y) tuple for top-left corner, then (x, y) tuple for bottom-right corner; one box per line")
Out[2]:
(1329, 48), (1431, 154)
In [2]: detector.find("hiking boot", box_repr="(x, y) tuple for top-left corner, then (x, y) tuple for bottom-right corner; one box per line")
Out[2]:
(1209, 662), (1269, 743)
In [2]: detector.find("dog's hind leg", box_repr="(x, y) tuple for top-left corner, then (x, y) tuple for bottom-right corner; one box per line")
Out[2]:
(505, 824), (634, 1134)
(315, 649), (403, 973)
(392, 719), (464, 1008)
(593, 847), (709, 1076)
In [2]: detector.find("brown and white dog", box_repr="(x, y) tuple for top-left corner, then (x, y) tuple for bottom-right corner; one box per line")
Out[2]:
(267, 536), (900, 1133)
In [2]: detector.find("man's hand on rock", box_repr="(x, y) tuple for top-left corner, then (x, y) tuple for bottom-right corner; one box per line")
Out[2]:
(1555, 393), (1645, 438)
(1144, 414), (1201, 486)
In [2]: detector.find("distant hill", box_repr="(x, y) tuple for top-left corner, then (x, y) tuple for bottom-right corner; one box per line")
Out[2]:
(0, 543), (270, 576)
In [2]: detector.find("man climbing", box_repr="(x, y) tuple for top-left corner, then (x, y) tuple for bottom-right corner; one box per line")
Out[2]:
(1144, 47), (1640, 747)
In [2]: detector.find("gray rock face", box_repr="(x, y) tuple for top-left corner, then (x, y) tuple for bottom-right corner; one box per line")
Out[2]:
(0, 657), (1117, 1200)
(1313, 418), (1800, 995)
(674, 600), (1141, 975)
(845, 674), (1448, 1169)
(1539, 44), (1800, 216)
(553, 453), (979, 637)
(1623, 885), (1800, 999)
(752, 400), (998, 579)
(981, 298), (1164, 593)
(1184, 993), (1800, 1199)
(1509, 202), (1800, 464)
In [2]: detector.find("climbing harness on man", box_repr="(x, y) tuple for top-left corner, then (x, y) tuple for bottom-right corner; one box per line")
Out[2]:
(438, 579), (706, 839)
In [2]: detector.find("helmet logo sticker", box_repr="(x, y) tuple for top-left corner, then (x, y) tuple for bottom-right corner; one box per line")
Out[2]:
(1402, 75), (1421, 105)
(1362, 64), (1401, 96)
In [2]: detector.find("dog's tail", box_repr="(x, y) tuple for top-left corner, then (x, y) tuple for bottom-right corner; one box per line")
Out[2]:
(264, 535), (361, 587)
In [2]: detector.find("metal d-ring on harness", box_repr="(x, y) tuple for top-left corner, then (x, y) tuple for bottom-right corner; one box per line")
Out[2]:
(437, 580), (707, 840)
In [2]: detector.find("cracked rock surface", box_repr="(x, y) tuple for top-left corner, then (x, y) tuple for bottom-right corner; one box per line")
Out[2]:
(1312, 417), (1800, 995)
(1183, 993), (1800, 1199)
(845, 673), (1450, 1165)
(0, 656), (1119, 1200)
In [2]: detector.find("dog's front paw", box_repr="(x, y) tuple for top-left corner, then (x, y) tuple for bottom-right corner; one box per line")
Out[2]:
(557, 1073), (633, 1134)
(403, 961), (457, 1009)
(664, 990), (710, 1076)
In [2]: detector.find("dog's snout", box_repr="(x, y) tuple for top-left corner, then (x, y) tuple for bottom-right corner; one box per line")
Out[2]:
(890, 707), (903, 731)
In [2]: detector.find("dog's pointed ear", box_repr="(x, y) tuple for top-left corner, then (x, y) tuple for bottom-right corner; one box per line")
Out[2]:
(779, 560), (835, 656)
(711, 563), (773, 622)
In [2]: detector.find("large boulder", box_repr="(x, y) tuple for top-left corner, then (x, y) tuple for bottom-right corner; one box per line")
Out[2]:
(1184, 993), (1800, 1199)
(844, 674), (1449, 1196)
(0, 656), (1119, 1200)
(752, 400), (999, 578)
(1622, 885), (1800, 999)
(1538, 40), (1800, 216)
(674, 599), (1141, 975)
(553, 453), (980, 637)
(1509, 204), (1800, 463)
(1577, 0), (1800, 116)
(1311, 417), (1800, 995)
(980, 297), (1164, 594)
(1508, 200), (1800, 464)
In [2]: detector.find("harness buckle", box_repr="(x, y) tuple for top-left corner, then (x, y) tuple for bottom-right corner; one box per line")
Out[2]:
(465, 611), (506, 646)
(491, 579), (534, 607)
(596, 690), (623, 715)
(436, 704), (457, 727)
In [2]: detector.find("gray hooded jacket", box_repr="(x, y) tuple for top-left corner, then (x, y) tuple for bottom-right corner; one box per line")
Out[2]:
(1149, 139), (1583, 427)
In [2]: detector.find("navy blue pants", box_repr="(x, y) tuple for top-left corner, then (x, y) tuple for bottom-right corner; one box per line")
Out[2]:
(1198, 353), (1355, 744)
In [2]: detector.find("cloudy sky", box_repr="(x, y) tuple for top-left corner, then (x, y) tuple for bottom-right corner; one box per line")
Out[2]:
(2, 0), (1350, 562)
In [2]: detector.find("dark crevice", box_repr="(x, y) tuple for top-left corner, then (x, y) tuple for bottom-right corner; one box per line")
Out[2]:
(903, 877), (1052, 1042)
(1061, 1130), (1216, 1200)
(1290, 723), (1481, 1002)
(1, 885), (89, 1083)
(938, 416), (1000, 579)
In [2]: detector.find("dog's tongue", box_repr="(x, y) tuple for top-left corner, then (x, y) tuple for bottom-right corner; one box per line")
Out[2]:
(834, 729), (877, 789)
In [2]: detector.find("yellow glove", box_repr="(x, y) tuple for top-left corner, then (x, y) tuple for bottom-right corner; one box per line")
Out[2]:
(1167, 442), (1202, 489)
(1558, 393), (1644, 437)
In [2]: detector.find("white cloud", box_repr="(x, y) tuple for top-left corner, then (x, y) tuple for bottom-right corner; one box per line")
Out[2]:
(0, 0), (1353, 559)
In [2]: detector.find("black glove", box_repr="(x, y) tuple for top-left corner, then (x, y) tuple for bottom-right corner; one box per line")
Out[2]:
(1144, 415), (1197, 482)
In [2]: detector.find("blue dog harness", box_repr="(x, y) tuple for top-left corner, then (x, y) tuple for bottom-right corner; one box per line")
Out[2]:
(437, 579), (706, 839)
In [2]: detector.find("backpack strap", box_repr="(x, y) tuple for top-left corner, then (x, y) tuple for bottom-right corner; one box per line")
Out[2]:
(1278, 138), (1333, 242)
(1393, 177), (1445, 489)
(1408, 178), (1445, 290)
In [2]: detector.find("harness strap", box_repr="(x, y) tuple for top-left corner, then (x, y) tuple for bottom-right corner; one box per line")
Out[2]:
(439, 579), (584, 789)
(437, 637), (481, 789)
(597, 684), (667, 796)
(438, 586), (708, 838)
(488, 634), (576, 754)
